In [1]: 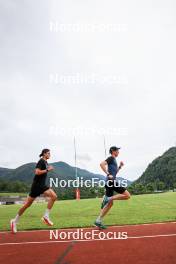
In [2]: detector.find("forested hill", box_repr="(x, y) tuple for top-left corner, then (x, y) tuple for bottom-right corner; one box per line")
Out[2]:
(0, 161), (132, 185)
(134, 147), (176, 189)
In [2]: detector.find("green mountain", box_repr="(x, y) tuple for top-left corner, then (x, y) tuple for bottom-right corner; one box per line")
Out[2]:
(134, 147), (176, 189)
(0, 168), (13, 177)
(0, 161), (132, 185)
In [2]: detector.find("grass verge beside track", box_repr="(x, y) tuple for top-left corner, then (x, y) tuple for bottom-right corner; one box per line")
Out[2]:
(0, 192), (175, 231)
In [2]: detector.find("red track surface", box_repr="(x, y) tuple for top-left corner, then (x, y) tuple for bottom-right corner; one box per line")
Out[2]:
(0, 222), (176, 264)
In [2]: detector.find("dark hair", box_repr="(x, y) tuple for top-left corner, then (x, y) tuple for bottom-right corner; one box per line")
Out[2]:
(39, 149), (50, 157)
(109, 146), (120, 154)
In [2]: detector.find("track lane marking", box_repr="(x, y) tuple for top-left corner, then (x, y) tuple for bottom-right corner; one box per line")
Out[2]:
(0, 221), (175, 234)
(0, 233), (176, 246)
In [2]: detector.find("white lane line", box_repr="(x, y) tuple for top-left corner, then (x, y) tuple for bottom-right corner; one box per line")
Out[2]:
(0, 221), (175, 234)
(112, 222), (176, 228)
(0, 233), (176, 246)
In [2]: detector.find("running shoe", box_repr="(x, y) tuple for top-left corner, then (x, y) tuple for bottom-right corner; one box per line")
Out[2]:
(41, 216), (54, 226)
(10, 219), (17, 234)
(94, 221), (107, 229)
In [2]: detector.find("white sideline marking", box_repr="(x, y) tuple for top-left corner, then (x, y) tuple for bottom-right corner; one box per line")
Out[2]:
(0, 221), (175, 234)
(0, 233), (176, 246)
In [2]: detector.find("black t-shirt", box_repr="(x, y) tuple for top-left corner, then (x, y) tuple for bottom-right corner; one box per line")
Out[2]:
(33, 158), (48, 186)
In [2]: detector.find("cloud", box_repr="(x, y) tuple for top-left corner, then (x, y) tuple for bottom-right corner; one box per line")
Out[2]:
(0, 0), (176, 181)
(77, 153), (92, 162)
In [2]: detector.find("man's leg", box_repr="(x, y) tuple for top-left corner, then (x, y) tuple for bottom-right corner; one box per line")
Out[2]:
(42, 188), (57, 226)
(95, 190), (130, 228)
(18, 196), (35, 216)
(109, 190), (131, 201)
(99, 200), (113, 219)
(44, 188), (57, 209)
(95, 183), (114, 228)
(10, 196), (35, 233)
(95, 200), (113, 229)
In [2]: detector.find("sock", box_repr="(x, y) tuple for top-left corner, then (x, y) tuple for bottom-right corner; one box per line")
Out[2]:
(14, 214), (20, 224)
(44, 209), (50, 218)
(107, 196), (112, 202)
(96, 216), (102, 223)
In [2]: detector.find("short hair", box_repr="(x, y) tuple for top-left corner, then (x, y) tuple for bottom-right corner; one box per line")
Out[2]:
(39, 149), (50, 157)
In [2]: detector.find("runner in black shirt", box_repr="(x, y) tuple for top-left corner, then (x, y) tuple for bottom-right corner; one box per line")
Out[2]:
(10, 149), (57, 233)
(94, 146), (131, 229)
(30, 158), (50, 197)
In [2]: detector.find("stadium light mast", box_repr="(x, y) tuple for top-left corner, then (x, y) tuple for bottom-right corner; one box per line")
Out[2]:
(74, 136), (78, 179)
(103, 135), (107, 158)
(74, 136), (80, 200)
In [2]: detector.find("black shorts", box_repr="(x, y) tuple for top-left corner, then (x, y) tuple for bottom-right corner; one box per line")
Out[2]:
(29, 182), (49, 198)
(105, 180), (126, 197)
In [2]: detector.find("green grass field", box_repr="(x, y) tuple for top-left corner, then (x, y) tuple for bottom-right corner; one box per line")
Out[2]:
(0, 192), (27, 197)
(0, 192), (176, 231)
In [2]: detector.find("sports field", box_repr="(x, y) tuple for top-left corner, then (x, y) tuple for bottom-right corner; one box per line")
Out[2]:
(0, 192), (176, 231)
(0, 192), (27, 197)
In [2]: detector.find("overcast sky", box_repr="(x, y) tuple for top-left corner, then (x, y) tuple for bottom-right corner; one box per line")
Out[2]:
(0, 0), (176, 181)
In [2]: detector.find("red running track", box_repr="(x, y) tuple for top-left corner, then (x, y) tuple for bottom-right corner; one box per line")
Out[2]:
(0, 222), (175, 264)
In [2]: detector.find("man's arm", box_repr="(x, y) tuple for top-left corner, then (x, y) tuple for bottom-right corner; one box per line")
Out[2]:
(35, 166), (53, 176)
(100, 160), (109, 175)
(117, 161), (124, 173)
(100, 161), (114, 179)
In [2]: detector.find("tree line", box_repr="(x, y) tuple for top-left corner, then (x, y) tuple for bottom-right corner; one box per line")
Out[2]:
(1, 179), (176, 199)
